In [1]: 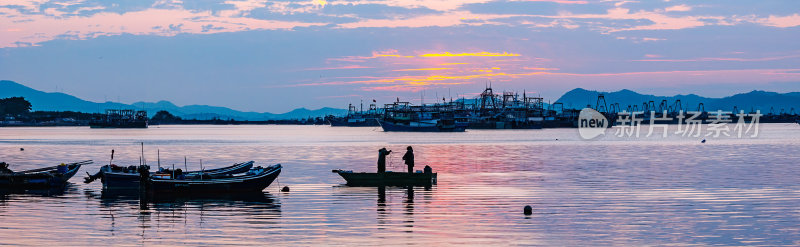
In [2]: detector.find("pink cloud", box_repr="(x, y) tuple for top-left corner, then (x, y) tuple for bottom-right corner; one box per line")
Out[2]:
(759, 13), (800, 28)
(664, 4), (692, 12)
(633, 54), (800, 62)
(304, 65), (374, 70)
(0, 7), (324, 48)
(515, 0), (589, 4)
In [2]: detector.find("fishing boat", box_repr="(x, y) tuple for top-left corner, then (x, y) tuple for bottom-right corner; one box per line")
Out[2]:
(328, 116), (380, 127)
(332, 170), (437, 186)
(89, 109), (148, 128)
(327, 103), (381, 127)
(85, 161), (254, 188)
(148, 164), (281, 194)
(379, 120), (465, 132)
(0, 161), (90, 188)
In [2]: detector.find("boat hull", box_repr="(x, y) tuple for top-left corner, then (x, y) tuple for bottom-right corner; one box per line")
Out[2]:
(335, 171), (437, 186)
(89, 121), (148, 128)
(328, 118), (380, 127)
(149, 165), (281, 194)
(97, 161), (254, 189)
(379, 121), (465, 132)
(0, 164), (83, 188)
(100, 171), (141, 188)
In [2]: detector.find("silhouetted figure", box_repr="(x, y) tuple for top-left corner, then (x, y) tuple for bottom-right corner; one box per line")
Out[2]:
(377, 148), (391, 173)
(0, 162), (12, 174)
(424, 165), (432, 174)
(402, 146), (414, 173)
(137, 165), (150, 182)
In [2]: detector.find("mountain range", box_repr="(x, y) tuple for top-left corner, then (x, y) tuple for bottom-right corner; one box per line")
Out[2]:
(2, 80), (799, 119)
(556, 88), (800, 114)
(0, 80), (347, 120)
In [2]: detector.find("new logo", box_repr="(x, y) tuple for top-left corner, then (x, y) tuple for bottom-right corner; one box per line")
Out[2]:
(578, 108), (608, 140)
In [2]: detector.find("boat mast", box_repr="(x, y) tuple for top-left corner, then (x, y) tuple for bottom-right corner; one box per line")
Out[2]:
(140, 142), (146, 167)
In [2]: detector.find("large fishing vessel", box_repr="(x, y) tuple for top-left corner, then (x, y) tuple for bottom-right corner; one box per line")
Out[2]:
(327, 103), (381, 127)
(379, 100), (466, 132)
(89, 109), (148, 128)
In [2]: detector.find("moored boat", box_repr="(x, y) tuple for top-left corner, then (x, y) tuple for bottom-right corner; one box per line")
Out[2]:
(327, 103), (382, 127)
(89, 109), (148, 128)
(0, 161), (90, 188)
(328, 117), (380, 127)
(379, 120), (466, 132)
(333, 170), (437, 186)
(85, 161), (255, 189)
(148, 164), (282, 194)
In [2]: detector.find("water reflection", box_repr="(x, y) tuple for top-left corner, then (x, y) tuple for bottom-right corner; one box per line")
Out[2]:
(336, 185), (429, 231)
(1, 125), (799, 245)
(0, 183), (75, 198)
(82, 188), (282, 240)
(86, 189), (281, 211)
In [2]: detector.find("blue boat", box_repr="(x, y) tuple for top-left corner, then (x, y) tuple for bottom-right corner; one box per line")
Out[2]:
(148, 164), (281, 194)
(85, 161), (254, 189)
(0, 160), (90, 188)
(379, 120), (466, 132)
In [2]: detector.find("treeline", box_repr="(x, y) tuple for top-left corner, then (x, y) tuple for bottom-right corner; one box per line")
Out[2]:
(149, 110), (327, 125)
(1, 97), (327, 126)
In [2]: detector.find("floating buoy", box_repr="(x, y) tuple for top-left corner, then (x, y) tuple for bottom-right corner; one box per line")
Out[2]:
(281, 186), (290, 192)
(524, 205), (532, 215)
(19, 148), (24, 151)
(701, 139), (706, 143)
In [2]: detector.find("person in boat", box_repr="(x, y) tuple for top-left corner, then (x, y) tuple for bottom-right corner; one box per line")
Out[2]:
(137, 165), (150, 182)
(377, 148), (391, 173)
(0, 162), (12, 174)
(402, 146), (415, 173)
(174, 168), (185, 179)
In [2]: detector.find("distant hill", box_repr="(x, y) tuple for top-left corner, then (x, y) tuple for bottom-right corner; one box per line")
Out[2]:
(556, 88), (800, 114)
(0, 80), (347, 120)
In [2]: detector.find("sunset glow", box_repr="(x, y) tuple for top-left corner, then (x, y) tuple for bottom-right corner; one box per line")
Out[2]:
(0, 0), (797, 112)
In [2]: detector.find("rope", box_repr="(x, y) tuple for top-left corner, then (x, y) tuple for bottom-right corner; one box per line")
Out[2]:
(389, 152), (395, 169)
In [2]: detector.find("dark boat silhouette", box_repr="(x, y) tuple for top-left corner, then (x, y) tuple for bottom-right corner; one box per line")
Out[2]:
(149, 164), (281, 194)
(379, 120), (466, 132)
(85, 161), (254, 189)
(0, 161), (90, 188)
(89, 109), (148, 128)
(333, 169), (437, 186)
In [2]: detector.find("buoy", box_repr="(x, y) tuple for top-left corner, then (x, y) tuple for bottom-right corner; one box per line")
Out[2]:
(19, 148), (24, 151)
(281, 186), (290, 192)
(701, 139), (706, 143)
(524, 205), (532, 215)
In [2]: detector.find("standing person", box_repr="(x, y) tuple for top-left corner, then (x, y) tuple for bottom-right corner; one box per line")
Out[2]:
(402, 146), (415, 173)
(377, 148), (391, 173)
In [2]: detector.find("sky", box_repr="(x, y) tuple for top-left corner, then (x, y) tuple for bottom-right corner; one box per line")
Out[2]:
(0, 0), (799, 113)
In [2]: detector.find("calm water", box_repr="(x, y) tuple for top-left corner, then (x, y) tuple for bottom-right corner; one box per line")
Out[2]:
(1, 124), (799, 246)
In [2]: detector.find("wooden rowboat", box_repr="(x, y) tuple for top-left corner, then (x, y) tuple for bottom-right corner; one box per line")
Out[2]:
(148, 164), (281, 194)
(0, 160), (90, 188)
(333, 170), (437, 186)
(85, 161), (254, 189)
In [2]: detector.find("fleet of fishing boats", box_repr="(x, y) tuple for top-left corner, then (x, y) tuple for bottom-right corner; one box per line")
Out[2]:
(1, 148), (436, 196)
(326, 86), (573, 132)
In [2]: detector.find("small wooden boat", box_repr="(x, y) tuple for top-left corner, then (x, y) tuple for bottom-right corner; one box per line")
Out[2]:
(85, 161), (254, 189)
(0, 161), (90, 188)
(332, 170), (437, 186)
(148, 164), (281, 194)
